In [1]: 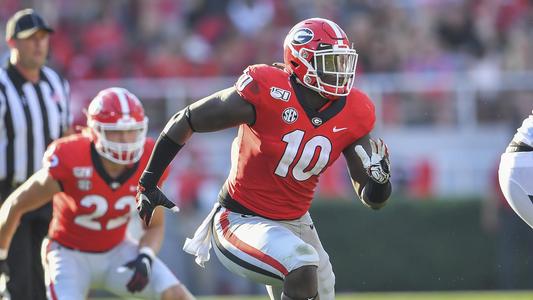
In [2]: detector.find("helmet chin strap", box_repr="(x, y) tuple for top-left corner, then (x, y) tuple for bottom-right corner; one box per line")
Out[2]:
(319, 91), (340, 101)
(301, 74), (341, 101)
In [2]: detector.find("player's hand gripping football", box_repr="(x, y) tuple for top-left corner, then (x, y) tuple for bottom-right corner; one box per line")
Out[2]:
(354, 138), (391, 184)
(136, 184), (179, 226)
(118, 251), (153, 293)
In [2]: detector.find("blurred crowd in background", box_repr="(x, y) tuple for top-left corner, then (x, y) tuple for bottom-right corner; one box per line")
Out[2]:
(1, 0), (532, 79)
(1, 0), (530, 130)
(0, 0), (530, 204)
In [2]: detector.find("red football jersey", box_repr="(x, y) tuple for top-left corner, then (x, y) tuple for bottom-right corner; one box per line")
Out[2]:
(43, 134), (167, 252)
(228, 64), (375, 220)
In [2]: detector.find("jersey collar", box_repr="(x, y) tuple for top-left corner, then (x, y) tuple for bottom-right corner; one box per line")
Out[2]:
(289, 75), (346, 128)
(90, 142), (139, 190)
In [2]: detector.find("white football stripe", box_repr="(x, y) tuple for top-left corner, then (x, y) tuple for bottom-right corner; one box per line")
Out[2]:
(323, 19), (345, 45)
(111, 87), (130, 116)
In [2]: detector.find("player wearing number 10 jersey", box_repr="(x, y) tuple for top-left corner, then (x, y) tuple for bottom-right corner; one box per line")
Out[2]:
(0, 88), (194, 300)
(137, 18), (392, 300)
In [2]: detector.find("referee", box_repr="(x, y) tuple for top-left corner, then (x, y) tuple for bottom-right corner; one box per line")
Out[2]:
(0, 9), (71, 300)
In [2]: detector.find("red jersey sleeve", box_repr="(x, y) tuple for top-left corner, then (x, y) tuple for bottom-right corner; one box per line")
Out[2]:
(234, 64), (275, 107)
(42, 140), (70, 182)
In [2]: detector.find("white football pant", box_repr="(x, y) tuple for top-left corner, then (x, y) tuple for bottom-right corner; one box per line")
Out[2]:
(211, 207), (335, 300)
(499, 151), (533, 228)
(41, 237), (179, 300)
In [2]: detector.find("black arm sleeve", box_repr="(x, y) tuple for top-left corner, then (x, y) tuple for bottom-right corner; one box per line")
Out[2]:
(139, 134), (183, 189)
(362, 180), (392, 210)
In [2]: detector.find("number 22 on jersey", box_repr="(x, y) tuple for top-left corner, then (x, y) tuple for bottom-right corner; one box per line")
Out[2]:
(274, 130), (332, 181)
(74, 195), (136, 230)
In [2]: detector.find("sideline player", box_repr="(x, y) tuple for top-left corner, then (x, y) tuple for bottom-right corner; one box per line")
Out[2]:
(0, 88), (194, 300)
(499, 110), (533, 228)
(137, 18), (392, 300)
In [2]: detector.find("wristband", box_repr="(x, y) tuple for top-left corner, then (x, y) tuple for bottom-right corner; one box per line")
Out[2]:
(0, 249), (7, 260)
(139, 246), (156, 261)
(362, 180), (391, 207)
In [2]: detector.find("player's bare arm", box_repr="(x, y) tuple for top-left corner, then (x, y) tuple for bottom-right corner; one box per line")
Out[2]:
(343, 134), (392, 210)
(137, 87), (255, 225)
(0, 169), (60, 292)
(139, 207), (166, 253)
(0, 169), (61, 250)
(119, 206), (168, 294)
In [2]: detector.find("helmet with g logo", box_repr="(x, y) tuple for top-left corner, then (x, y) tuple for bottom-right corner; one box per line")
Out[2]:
(283, 18), (358, 99)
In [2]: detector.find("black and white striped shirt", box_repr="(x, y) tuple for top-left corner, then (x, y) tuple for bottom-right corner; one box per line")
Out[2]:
(0, 62), (71, 193)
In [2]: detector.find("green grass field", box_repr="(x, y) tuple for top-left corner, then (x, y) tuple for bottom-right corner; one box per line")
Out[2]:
(196, 291), (533, 300)
(92, 291), (533, 300)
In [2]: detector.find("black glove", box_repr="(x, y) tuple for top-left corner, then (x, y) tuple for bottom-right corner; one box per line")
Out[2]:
(136, 184), (178, 227)
(121, 252), (153, 293)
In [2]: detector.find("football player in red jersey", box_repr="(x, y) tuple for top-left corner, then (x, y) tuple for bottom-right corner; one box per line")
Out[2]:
(0, 88), (194, 300)
(137, 18), (391, 300)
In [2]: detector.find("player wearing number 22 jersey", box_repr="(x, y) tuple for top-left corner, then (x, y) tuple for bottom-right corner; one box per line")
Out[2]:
(137, 18), (392, 300)
(45, 134), (156, 252)
(0, 88), (195, 300)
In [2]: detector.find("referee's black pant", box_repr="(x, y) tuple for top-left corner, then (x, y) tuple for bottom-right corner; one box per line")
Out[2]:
(2, 188), (51, 300)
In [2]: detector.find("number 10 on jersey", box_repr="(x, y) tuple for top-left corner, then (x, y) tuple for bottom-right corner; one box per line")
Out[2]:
(274, 130), (332, 181)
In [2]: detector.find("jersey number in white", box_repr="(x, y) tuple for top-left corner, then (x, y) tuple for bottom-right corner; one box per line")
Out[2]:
(274, 130), (332, 181)
(236, 72), (253, 91)
(74, 195), (136, 230)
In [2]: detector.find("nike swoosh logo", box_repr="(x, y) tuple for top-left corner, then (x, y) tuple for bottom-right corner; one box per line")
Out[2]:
(333, 126), (347, 133)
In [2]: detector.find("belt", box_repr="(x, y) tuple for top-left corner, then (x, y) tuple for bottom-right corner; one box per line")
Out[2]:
(218, 185), (259, 217)
(217, 185), (294, 221)
(506, 143), (533, 153)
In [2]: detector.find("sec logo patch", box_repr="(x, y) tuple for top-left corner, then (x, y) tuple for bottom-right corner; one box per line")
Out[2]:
(282, 107), (298, 124)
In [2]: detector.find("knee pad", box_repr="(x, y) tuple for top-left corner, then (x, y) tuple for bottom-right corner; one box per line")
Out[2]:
(283, 265), (318, 299)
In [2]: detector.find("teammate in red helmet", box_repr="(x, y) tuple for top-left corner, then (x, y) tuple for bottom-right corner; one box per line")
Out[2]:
(138, 18), (392, 300)
(0, 88), (194, 300)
